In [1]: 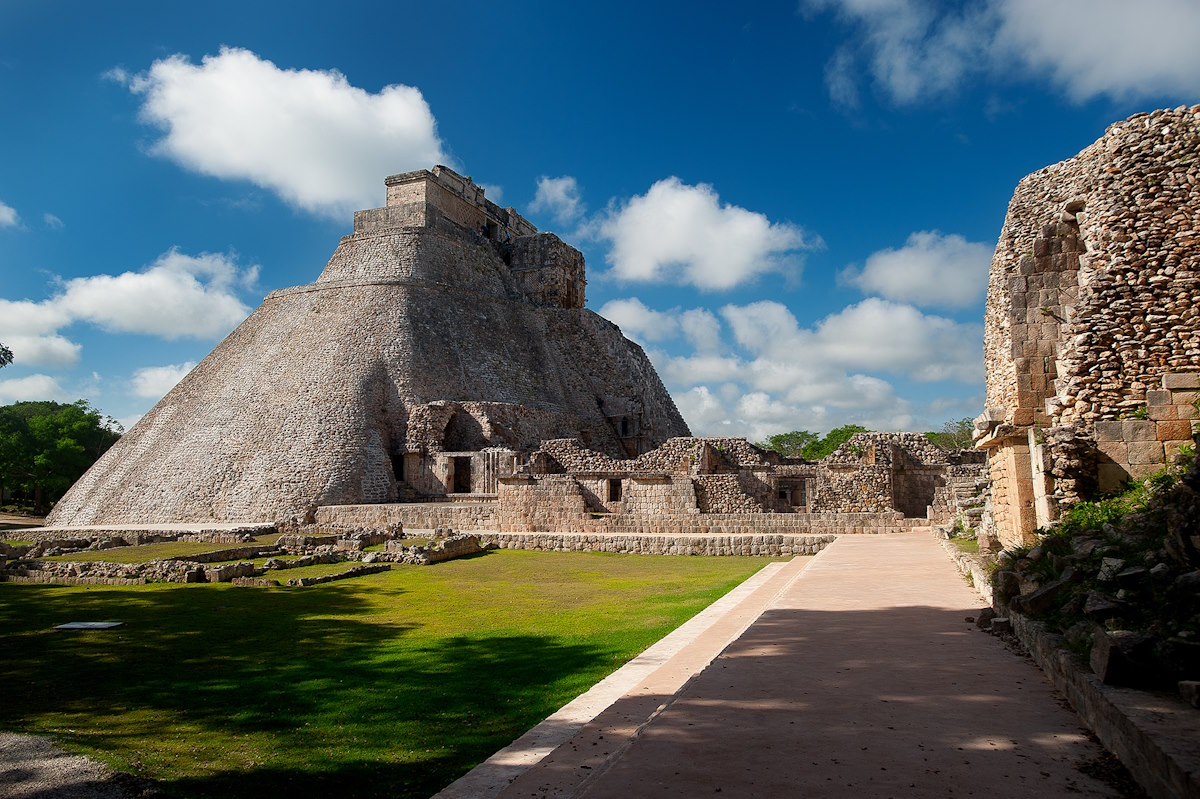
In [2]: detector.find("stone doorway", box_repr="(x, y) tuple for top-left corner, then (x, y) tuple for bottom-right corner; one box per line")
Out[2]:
(452, 456), (472, 494)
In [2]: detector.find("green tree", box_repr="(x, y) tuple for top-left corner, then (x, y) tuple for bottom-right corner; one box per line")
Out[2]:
(759, 424), (872, 461)
(757, 430), (817, 458)
(0, 400), (122, 511)
(0, 342), (12, 368)
(925, 417), (974, 450)
(801, 424), (870, 460)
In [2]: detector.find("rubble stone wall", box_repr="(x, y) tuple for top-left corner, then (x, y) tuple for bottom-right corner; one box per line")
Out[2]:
(812, 465), (894, 514)
(980, 107), (1200, 548)
(509, 234), (586, 309)
(693, 475), (765, 514)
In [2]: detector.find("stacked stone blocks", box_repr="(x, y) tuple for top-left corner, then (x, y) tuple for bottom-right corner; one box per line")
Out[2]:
(980, 107), (1200, 548)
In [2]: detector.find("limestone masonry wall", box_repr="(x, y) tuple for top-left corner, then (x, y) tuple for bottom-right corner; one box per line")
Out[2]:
(980, 107), (1200, 548)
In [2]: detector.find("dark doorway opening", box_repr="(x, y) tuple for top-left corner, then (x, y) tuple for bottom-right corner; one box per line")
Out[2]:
(607, 478), (623, 503)
(452, 456), (472, 494)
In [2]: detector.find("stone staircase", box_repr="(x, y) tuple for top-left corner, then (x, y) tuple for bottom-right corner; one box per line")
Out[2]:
(929, 465), (989, 532)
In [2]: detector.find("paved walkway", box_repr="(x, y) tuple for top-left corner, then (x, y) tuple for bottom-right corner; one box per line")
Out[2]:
(445, 531), (1123, 798)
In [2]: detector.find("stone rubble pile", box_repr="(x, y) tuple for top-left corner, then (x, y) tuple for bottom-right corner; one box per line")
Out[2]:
(987, 451), (1200, 704)
(533, 436), (773, 475)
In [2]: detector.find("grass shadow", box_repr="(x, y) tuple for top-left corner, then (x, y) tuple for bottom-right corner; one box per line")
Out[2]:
(0, 580), (622, 797)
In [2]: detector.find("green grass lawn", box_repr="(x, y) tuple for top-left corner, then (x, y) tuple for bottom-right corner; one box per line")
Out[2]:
(0, 549), (770, 798)
(950, 536), (980, 555)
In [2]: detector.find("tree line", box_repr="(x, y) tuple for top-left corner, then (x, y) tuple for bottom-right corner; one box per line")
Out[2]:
(0, 400), (124, 512)
(2, 340), (123, 512)
(757, 417), (975, 459)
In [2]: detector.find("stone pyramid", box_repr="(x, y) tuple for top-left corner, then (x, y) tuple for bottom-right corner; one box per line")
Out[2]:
(48, 166), (689, 525)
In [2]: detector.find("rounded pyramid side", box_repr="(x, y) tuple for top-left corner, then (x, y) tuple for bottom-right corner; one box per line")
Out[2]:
(47, 226), (691, 525)
(46, 284), (410, 525)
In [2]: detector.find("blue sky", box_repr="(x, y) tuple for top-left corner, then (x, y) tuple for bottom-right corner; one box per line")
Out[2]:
(1, 0), (1197, 439)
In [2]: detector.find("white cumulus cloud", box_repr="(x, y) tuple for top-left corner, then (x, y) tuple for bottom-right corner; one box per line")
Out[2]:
(595, 177), (816, 290)
(131, 361), (197, 399)
(722, 298), (982, 383)
(679, 308), (723, 354)
(603, 294), (978, 439)
(0, 249), (256, 369)
(598, 297), (680, 344)
(0, 374), (73, 403)
(802, 0), (991, 104)
(804, 0), (1200, 105)
(994, 0), (1200, 102)
(123, 47), (450, 218)
(0, 200), (19, 228)
(0, 334), (82, 368)
(56, 249), (255, 339)
(530, 176), (585, 225)
(839, 231), (992, 309)
(808, 298), (983, 382)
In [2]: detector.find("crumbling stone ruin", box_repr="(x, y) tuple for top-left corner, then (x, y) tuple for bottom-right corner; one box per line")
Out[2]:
(47, 165), (689, 526)
(38, 163), (988, 537)
(0, 522), (492, 586)
(313, 431), (984, 541)
(977, 107), (1200, 550)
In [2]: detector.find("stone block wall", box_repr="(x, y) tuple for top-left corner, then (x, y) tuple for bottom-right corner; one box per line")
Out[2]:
(483, 532), (835, 557)
(1093, 372), (1199, 490)
(980, 107), (1200, 549)
(622, 476), (699, 515)
(315, 500), (926, 541)
(383, 165), (535, 241)
(509, 234), (586, 309)
(986, 437), (1036, 547)
(315, 502), (496, 531)
(497, 475), (591, 532)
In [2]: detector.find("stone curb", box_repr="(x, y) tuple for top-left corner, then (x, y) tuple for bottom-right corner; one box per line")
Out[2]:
(1009, 611), (1200, 799)
(934, 536), (994, 605)
(433, 553), (821, 798)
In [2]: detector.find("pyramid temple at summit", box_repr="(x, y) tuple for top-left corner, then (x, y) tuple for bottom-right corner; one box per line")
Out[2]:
(48, 166), (690, 525)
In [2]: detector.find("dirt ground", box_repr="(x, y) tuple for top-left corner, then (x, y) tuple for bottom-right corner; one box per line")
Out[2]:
(0, 512), (45, 531)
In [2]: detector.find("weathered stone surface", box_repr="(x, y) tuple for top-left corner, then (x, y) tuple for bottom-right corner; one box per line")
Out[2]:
(46, 166), (689, 526)
(980, 106), (1200, 549)
(1011, 576), (1069, 616)
(1083, 591), (1126, 622)
(1090, 630), (1159, 687)
(1180, 680), (1200, 709)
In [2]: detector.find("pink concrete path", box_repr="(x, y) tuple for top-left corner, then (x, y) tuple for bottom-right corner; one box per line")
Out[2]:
(494, 531), (1121, 798)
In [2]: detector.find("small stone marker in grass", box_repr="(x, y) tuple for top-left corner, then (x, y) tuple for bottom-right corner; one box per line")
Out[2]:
(54, 622), (123, 630)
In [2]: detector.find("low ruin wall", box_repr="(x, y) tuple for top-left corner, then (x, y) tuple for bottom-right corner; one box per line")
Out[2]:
(481, 532), (836, 557)
(316, 503), (496, 530)
(316, 502), (924, 538)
